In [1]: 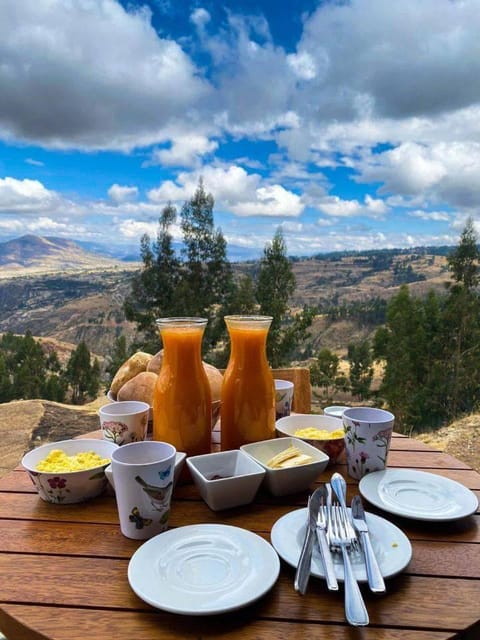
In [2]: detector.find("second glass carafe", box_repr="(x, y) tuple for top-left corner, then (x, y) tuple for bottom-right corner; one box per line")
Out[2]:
(220, 315), (275, 450)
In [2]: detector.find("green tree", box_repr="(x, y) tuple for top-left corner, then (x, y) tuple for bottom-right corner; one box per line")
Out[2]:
(441, 220), (480, 417)
(374, 285), (428, 431)
(125, 203), (181, 352)
(256, 229), (314, 367)
(447, 217), (479, 289)
(347, 340), (374, 400)
(309, 348), (344, 400)
(65, 341), (100, 404)
(106, 335), (130, 387)
(179, 178), (235, 351)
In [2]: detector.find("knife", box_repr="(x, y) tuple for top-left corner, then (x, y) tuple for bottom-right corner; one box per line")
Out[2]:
(316, 484), (339, 591)
(294, 490), (321, 594)
(351, 495), (386, 593)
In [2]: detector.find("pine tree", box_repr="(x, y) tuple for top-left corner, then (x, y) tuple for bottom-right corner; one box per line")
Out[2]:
(65, 341), (98, 404)
(179, 178), (235, 351)
(125, 203), (181, 351)
(256, 229), (314, 367)
(347, 340), (374, 400)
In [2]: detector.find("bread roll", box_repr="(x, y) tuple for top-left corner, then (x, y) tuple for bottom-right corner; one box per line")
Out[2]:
(110, 352), (153, 395)
(146, 349), (163, 374)
(203, 363), (223, 402)
(117, 371), (158, 405)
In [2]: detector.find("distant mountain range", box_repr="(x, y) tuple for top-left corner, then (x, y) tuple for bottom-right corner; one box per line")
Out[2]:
(0, 235), (128, 275)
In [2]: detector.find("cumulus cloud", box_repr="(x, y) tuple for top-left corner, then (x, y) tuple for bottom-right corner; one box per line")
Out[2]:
(317, 194), (388, 219)
(108, 184), (139, 204)
(149, 135), (218, 167)
(148, 165), (304, 217)
(0, 0), (209, 150)
(0, 177), (61, 213)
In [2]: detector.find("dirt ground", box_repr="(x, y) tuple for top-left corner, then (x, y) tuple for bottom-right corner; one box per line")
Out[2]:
(416, 413), (480, 473)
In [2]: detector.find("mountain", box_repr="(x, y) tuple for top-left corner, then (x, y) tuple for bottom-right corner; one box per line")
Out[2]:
(0, 235), (128, 276)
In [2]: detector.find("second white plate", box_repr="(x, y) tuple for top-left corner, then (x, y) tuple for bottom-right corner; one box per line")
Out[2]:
(128, 524), (280, 615)
(271, 507), (411, 582)
(359, 469), (479, 521)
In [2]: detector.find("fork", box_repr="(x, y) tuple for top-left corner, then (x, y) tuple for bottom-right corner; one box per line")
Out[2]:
(330, 472), (359, 551)
(329, 503), (369, 627)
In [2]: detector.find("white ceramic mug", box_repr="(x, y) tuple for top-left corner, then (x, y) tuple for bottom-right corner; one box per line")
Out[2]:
(99, 401), (149, 445)
(274, 380), (294, 419)
(342, 407), (395, 480)
(106, 440), (176, 539)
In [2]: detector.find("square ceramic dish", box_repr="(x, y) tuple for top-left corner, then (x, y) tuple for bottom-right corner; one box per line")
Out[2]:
(240, 437), (329, 496)
(186, 449), (266, 511)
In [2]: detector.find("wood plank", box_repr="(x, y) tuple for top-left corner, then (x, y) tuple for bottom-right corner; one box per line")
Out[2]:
(0, 519), (477, 577)
(0, 490), (478, 543)
(0, 605), (453, 640)
(0, 554), (478, 633)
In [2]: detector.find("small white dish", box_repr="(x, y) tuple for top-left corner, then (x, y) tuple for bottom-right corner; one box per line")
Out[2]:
(275, 414), (345, 464)
(271, 507), (412, 582)
(241, 437), (329, 496)
(359, 469), (479, 521)
(128, 523), (280, 614)
(186, 449), (265, 511)
(323, 405), (350, 418)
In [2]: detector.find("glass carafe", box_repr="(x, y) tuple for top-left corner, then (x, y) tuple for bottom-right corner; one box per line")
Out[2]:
(220, 315), (275, 450)
(152, 318), (211, 456)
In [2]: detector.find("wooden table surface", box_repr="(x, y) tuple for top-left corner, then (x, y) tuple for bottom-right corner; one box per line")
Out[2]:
(0, 431), (479, 640)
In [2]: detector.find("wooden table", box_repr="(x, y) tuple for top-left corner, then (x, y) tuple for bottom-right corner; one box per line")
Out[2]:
(0, 432), (479, 640)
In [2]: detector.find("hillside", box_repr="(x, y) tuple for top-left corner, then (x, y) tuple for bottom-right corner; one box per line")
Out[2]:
(0, 244), (451, 359)
(0, 234), (127, 277)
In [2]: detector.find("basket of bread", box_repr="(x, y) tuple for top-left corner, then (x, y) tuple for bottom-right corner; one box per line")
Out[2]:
(108, 350), (223, 428)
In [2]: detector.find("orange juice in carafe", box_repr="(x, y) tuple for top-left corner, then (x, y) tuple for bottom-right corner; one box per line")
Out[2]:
(152, 318), (211, 456)
(220, 315), (275, 450)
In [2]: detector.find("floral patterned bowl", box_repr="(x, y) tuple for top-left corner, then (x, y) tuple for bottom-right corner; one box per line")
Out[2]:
(22, 439), (119, 504)
(275, 414), (346, 465)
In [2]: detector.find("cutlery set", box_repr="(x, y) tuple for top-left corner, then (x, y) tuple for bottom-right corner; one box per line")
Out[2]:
(294, 472), (385, 627)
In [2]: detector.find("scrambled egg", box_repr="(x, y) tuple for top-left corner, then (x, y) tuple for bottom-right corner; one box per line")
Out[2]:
(36, 449), (110, 473)
(294, 427), (344, 440)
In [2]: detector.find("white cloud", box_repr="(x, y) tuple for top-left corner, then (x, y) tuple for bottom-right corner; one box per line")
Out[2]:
(0, 0), (209, 150)
(316, 194), (388, 219)
(108, 184), (139, 204)
(148, 165), (303, 217)
(0, 177), (60, 213)
(149, 135), (218, 167)
(409, 210), (451, 222)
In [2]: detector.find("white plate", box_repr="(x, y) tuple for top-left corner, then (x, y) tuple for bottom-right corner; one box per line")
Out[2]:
(359, 469), (479, 521)
(128, 524), (280, 615)
(271, 507), (411, 582)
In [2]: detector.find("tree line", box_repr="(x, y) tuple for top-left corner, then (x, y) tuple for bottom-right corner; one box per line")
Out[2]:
(0, 332), (101, 405)
(124, 179), (314, 368)
(311, 218), (480, 434)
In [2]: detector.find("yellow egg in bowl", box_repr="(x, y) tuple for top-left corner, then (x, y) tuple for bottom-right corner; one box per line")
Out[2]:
(22, 439), (119, 504)
(275, 414), (346, 465)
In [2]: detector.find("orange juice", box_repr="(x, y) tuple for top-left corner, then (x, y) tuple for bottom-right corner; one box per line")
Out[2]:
(221, 316), (275, 450)
(153, 318), (211, 456)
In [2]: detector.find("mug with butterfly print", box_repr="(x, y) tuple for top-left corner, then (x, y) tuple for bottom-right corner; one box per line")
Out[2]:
(106, 440), (176, 539)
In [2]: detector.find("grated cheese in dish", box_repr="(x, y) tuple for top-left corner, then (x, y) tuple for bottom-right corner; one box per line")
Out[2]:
(36, 449), (110, 473)
(294, 427), (344, 440)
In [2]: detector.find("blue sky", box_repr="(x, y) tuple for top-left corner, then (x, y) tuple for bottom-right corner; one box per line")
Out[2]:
(1, 0), (480, 260)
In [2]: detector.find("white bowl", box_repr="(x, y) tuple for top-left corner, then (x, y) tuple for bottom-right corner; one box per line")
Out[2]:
(22, 439), (119, 504)
(275, 414), (346, 465)
(323, 405), (350, 418)
(186, 449), (266, 511)
(241, 437), (329, 496)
